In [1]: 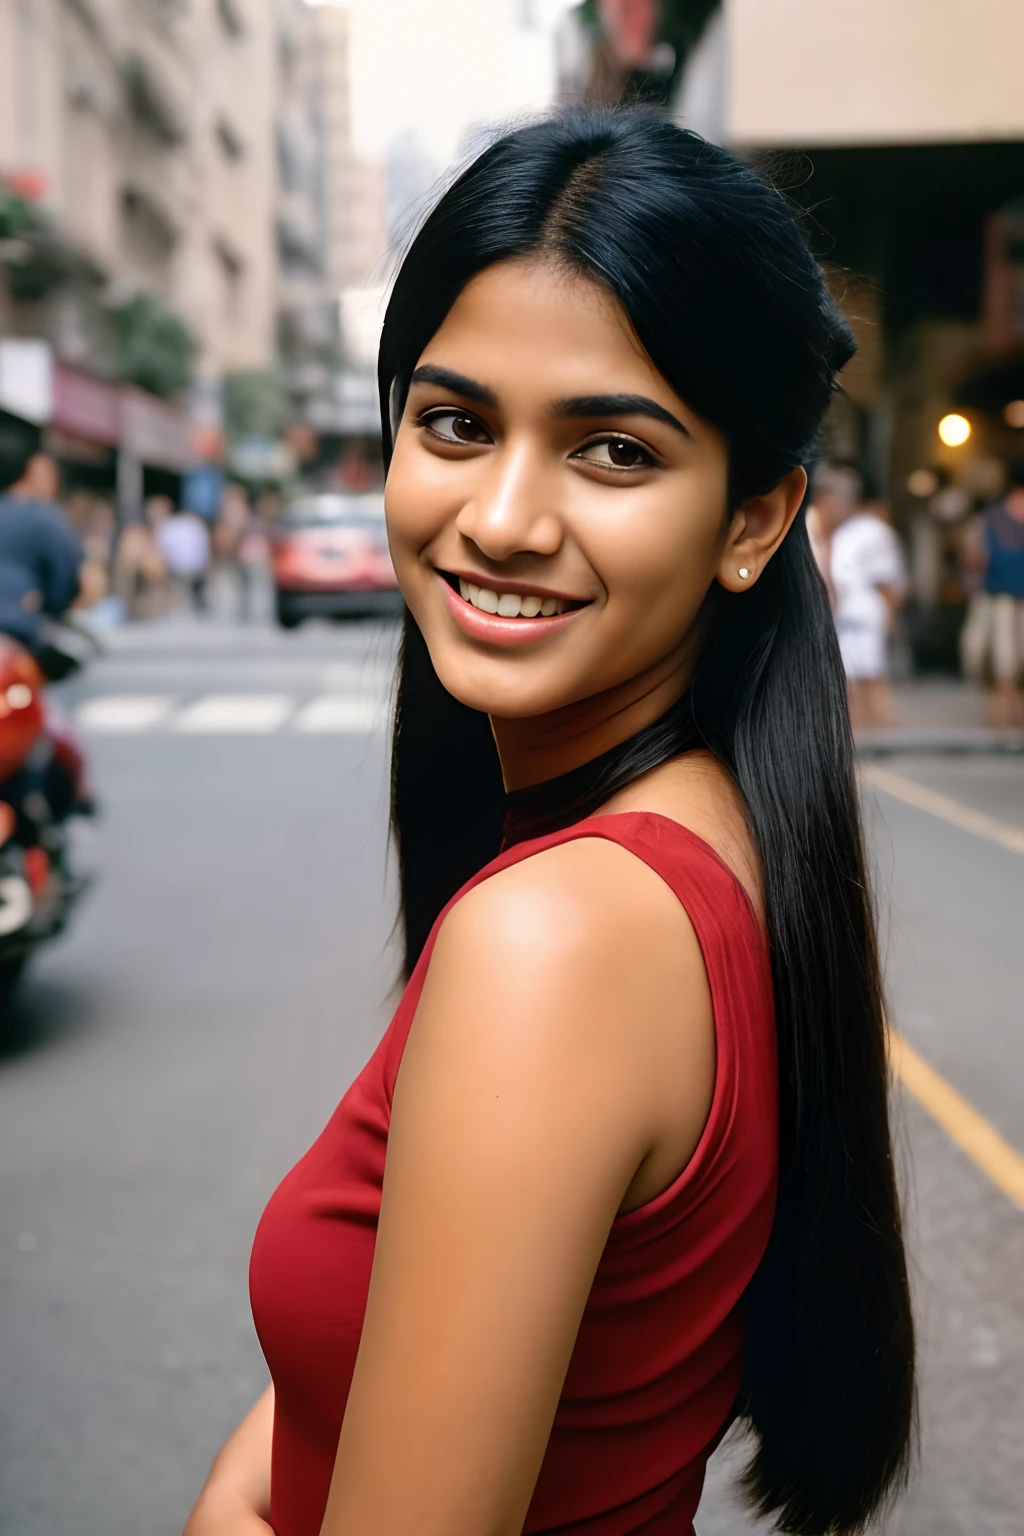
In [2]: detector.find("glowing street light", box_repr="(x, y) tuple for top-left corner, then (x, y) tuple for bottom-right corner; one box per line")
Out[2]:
(938, 413), (971, 447)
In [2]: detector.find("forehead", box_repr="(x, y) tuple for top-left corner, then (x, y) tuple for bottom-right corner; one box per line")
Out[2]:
(417, 258), (669, 399)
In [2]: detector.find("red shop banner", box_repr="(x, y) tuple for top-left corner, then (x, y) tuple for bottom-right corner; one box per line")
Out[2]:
(51, 364), (121, 447)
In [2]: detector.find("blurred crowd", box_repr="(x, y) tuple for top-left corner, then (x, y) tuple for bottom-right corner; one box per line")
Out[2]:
(3, 439), (1024, 734)
(808, 457), (1024, 731)
(56, 479), (277, 627)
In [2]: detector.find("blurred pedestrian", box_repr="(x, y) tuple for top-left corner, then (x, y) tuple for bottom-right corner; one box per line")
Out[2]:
(0, 423), (82, 650)
(212, 483), (256, 620)
(960, 463), (1024, 728)
(61, 492), (118, 612)
(155, 498), (211, 615)
(813, 463), (907, 729)
(112, 498), (168, 620)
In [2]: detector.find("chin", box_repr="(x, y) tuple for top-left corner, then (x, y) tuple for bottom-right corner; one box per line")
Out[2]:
(429, 654), (575, 721)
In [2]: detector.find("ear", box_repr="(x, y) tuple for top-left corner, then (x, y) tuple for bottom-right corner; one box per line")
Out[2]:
(716, 467), (808, 593)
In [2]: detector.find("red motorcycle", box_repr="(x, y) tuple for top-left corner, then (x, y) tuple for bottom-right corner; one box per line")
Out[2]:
(0, 623), (95, 1014)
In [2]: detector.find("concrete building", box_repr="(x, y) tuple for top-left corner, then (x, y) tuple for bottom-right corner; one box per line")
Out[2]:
(672, 0), (1024, 667)
(0, 0), (278, 384)
(675, 0), (1024, 491)
(273, 0), (333, 367)
(313, 0), (353, 295)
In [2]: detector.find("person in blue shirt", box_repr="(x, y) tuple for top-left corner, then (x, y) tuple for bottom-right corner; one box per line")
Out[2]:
(0, 414), (83, 652)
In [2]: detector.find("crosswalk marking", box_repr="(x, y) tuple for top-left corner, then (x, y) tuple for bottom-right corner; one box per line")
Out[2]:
(175, 695), (294, 733)
(293, 696), (386, 733)
(74, 693), (386, 737)
(75, 696), (175, 733)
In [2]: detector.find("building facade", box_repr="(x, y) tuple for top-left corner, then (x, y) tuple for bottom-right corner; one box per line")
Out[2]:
(672, 0), (1024, 667)
(0, 0), (278, 383)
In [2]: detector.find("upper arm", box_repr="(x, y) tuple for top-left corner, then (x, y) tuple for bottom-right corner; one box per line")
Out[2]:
(319, 839), (713, 1536)
(873, 525), (906, 588)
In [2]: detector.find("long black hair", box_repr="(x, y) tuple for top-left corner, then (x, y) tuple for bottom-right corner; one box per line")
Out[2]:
(379, 108), (915, 1536)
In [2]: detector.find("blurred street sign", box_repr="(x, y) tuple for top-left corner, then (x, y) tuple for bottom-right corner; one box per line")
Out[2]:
(0, 339), (53, 424)
(229, 435), (296, 481)
(121, 388), (196, 471)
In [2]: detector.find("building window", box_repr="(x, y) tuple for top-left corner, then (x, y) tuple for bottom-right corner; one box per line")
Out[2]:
(214, 239), (244, 330)
(216, 115), (246, 162)
(120, 187), (177, 297)
(217, 0), (246, 39)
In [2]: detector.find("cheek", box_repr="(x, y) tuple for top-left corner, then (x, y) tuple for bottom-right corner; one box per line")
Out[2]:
(582, 478), (727, 619)
(384, 436), (452, 557)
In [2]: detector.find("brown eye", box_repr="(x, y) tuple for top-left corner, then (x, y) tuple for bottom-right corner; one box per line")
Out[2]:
(451, 415), (486, 442)
(577, 437), (656, 471)
(422, 410), (491, 445)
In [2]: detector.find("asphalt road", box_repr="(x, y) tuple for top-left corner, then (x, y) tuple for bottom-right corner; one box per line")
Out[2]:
(0, 615), (1020, 1536)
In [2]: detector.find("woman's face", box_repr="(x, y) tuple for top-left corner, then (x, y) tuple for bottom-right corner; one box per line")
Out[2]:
(385, 258), (737, 721)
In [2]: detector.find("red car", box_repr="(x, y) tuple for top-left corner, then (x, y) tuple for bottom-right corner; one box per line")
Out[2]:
(271, 493), (402, 628)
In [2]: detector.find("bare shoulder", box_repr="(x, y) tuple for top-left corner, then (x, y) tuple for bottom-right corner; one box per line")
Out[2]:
(408, 837), (716, 1207)
(431, 833), (705, 1004)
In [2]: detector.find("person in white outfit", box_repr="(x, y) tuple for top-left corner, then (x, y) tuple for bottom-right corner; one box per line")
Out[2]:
(811, 465), (907, 729)
(155, 501), (211, 615)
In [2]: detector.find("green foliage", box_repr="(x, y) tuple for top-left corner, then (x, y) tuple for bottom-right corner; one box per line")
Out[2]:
(111, 292), (194, 398)
(0, 192), (42, 239)
(0, 193), (75, 301)
(223, 369), (291, 439)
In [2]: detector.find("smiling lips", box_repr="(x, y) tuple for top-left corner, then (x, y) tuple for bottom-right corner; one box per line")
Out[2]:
(438, 571), (591, 647)
(457, 577), (577, 618)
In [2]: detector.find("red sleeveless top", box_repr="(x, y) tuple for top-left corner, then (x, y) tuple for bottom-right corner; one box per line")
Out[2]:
(249, 812), (778, 1536)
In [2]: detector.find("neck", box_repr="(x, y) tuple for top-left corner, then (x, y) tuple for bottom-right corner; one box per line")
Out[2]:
(491, 643), (692, 793)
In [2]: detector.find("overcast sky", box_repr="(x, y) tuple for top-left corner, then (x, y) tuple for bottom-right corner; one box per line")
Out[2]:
(311, 0), (576, 166)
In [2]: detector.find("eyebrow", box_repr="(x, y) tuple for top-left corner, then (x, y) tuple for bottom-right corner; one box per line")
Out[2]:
(554, 394), (691, 439)
(408, 369), (691, 441)
(408, 365), (498, 409)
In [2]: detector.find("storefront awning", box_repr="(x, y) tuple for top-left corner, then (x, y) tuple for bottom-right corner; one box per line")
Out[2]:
(52, 363), (120, 446)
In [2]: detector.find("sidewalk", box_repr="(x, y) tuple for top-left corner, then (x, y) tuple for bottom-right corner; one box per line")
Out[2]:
(856, 680), (1024, 755)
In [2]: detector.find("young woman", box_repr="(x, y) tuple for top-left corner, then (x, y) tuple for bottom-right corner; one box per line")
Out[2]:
(186, 109), (915, 1536)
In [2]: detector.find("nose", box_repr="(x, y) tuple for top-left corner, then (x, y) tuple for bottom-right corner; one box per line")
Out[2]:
(454, 439), (563, 564)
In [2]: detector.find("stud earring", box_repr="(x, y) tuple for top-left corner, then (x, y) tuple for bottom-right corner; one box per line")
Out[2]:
(738, 567), (751, 580)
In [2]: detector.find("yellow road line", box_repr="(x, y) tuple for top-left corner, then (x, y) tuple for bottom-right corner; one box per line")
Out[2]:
(861, 763), (1024, 858)
(889, 1028), (1024, 1212)
(861, 767), (1024, 1206)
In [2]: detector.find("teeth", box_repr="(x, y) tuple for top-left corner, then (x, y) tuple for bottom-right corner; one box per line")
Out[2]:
(456, 579), (575, 619)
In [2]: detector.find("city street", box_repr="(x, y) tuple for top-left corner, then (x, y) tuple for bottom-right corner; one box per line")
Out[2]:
(0, 615), (1021, 1536)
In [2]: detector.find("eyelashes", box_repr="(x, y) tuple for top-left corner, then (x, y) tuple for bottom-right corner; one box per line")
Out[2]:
(414, 409), (662, 472)
(574, 438), (659, 471)
(417, 409), (491, 446)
